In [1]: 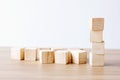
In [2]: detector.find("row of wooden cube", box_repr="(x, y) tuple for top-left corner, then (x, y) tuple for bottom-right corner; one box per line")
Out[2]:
(90, 18), (105, 67)
(11, 48), (87, 64)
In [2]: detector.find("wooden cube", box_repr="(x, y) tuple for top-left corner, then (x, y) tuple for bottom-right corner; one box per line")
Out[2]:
(90, 31), (103, 42)
(36, 48), (51, 60)
(92, 42), (104, 54)
(55, 50), (71, 64)
(11, 47), (24, 60)
(38, 50), (54, 64)
(89, 52), (104, 67)
(24, 48), (37, 61)
(70, 50), (87, 64)
(91, 18), (104, 31)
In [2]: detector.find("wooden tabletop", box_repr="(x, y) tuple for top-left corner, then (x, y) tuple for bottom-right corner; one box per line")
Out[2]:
(0, 48), (120, 80)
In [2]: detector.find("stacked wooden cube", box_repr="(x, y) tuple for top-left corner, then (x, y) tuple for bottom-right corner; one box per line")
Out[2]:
(89, 18), (105, 67)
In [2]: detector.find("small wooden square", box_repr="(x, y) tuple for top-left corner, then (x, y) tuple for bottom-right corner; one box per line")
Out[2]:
(91, 18), (104, 31)
(92, 42), (104, 54)
(55, 50), (71, 64)
(24, 48), (37, 61)
(90, 31), (103, 42)
(11, 47), (24, 60)
(70, 50), (87, 64)
(38, 50), (54, 64)
(89, 52), (104, 67)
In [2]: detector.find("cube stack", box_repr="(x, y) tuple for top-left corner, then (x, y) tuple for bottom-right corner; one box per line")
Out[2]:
(89, 18), (105, 67)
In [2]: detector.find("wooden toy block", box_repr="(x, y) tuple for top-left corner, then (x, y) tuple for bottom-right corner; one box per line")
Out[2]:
(92, 41), (104, 54)
(54, 50), (71, 64)
(89, 52), (104, 67)
(11, 47), (24, 60)
(38, 50), (54, 64)
(24, 48), (37, 61)
(90, 31), (103, 42)
(70, 50), (87, 64)
(36, 48), (51, 60)
(91, 18), (104, 31)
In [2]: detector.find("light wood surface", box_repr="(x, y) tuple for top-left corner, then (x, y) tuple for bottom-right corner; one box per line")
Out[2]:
(0, 48), (120, 80)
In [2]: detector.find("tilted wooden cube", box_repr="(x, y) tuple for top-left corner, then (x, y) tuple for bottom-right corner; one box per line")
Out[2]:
(55, 50), (72, 64)
(24, 48), (37, 61)
(70, 50), (87, 64)
(92, 41), (104, 54)
(90, 31), (103, 42)
(91, 18), (104, 31)
(36, 48), (51, 60)
(38, 50), (54, 64)
(89, 52), (104, 67)
(11, 47), (24, 60)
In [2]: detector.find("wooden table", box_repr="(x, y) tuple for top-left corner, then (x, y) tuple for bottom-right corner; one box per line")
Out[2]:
(0, 48), (120, 80)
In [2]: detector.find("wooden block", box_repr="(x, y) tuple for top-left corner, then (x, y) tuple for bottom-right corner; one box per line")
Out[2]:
(70, 50), (87, 64)
(55, 50), (71, 64)
(90, 31), (103, 42)
(89, 52), (104, 67)
(91, 18), (104, 31)
(92, 42), (104, 54)
(24, 48), (37, 61)
(38, 50), (54, 64)
(36, 48), (51, 60)
(11, 47), (24, 60)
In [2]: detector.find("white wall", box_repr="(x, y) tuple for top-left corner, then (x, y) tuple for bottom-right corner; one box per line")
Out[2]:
(0, 0), (119, 49)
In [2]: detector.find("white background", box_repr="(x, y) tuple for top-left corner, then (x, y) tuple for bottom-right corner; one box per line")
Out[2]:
(0, 0), (119, 49)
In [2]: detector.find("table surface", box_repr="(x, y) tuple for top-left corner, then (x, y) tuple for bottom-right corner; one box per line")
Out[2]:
(0, 48), (120, 80)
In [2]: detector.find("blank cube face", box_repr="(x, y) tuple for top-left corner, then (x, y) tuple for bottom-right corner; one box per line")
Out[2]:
(38, 50), (54, 64)
(71, 50), (87, 64)
(55, 51), (69, 64)
(89, 52), (104, 67)
(79, 52), (87, 64)
(92, 42), (104, 54)
(92, 18), (104, 31)
(90, 31), (103, 42)
(41, 52), (48, 64)
(11, 48), (24, 60)
(72, 52), (79, 64)
(47, 51), (54, 63)
(25, 48), (37, 61)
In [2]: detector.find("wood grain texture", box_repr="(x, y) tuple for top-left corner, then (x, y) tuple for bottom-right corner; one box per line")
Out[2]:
(24, 48), (37, 61)
(91, 18), (104, 31)
(90, 31), (103, 42)
(0, 48), (120, 80)
(38, 50), (54, 64)
(92, 41), (105, 54)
